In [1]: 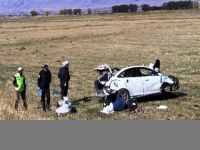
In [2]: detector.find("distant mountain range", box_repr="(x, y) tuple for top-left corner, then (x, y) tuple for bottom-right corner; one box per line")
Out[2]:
(0, 0), (183, 14)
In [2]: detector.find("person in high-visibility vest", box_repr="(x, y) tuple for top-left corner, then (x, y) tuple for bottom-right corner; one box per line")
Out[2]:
(13, 67), (28, 110)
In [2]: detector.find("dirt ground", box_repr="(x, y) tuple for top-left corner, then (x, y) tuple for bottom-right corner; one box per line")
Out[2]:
(0, 10), (199, 120)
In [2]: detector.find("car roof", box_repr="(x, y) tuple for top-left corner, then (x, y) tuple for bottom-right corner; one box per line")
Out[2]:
(121, 65), (151, 71)
(114, 65), (153, 76)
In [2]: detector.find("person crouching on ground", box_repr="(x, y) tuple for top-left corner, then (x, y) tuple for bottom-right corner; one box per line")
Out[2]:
(58, 60), (70, 100)
(13, 67), (28, 110)
(38, 64), (52, 112)
(94, 64), (112, 95)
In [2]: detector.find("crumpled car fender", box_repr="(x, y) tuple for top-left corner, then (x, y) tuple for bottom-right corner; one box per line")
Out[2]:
(107, 79), (127, 91)
(161, 75), (180, 91)
(162, 75), (174, 84)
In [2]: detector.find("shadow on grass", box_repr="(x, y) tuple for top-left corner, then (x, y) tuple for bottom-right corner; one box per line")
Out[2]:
(138, 92), (188, 103)
(72, 96), (95, 105)
(72, 92), (187, 106)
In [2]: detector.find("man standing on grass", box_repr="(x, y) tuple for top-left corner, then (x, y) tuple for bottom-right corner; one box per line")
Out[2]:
(13, 67), (28, 111)
(38, 64), (52, 112)
(58, 60), (70, 99)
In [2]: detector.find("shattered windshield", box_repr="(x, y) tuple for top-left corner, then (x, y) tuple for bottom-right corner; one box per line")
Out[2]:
(112, 68), (121, 76)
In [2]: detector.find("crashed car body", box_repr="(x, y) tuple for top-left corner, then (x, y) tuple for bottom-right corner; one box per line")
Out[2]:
(95, 65), (179, 101)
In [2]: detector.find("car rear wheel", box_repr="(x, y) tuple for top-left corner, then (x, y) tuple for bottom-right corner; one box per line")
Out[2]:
(117, 89), (130, 102)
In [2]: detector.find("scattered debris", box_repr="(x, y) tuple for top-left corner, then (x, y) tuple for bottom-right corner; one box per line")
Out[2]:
(157, 105), (168, 110)
(100, 103), (114, 115)
(56, 97), (77, 116)
(127, 99), (148, 114)
(127, 102), (138, 112)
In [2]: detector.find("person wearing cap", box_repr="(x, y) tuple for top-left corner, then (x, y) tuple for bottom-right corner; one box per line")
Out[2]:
(13, 67), (28, 110)
(94, 64), (112, 92)
(58, 61), (70, 99)
(38, 65), (52, 111)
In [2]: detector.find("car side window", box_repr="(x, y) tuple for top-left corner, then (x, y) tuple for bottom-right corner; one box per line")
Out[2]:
(118, 68), (142, 78)
(140, 68), (158, 76)
(118, 71), (125, 78)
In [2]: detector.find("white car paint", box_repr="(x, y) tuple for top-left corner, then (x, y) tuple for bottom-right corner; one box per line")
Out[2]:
(102, 66), (175, 98)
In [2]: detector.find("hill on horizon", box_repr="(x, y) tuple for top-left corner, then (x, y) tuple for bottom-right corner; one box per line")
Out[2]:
(0, 0), (182, 14)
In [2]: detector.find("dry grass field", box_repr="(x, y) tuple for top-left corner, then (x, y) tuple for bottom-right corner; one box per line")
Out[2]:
(0, 10), (199, 120)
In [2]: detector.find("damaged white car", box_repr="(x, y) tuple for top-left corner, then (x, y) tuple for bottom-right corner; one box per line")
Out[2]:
(94, 63), (179, 102)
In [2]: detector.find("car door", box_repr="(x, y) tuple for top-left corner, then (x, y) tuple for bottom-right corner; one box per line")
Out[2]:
(139, 68), (162, 95)
(118, 68), (144, 96)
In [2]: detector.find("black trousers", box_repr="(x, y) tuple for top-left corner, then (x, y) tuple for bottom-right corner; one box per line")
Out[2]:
(61, 84), (69, 99)
(15, 90), (27, 110)
(41, 88), (51, 110)
(94, 80), (104, 90)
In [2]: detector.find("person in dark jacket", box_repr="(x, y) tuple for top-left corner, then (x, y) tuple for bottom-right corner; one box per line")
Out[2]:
(58, 61), (70, 99)
(153, 59), (160, 70)
(38, 64), (52, 111)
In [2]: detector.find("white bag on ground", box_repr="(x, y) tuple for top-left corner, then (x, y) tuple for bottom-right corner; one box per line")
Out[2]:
(56, 97), (72, 116)
(156, 105), (168, 110)
(100, 103), (114, 115)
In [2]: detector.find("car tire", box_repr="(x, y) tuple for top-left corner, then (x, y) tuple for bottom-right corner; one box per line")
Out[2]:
(168, 75), (180, 91)
(161, 83), (169, 96)
(117, 89), (130, 102)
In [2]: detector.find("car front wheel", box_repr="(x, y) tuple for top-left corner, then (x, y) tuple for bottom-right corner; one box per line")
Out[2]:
(117, 89), (130, 102)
